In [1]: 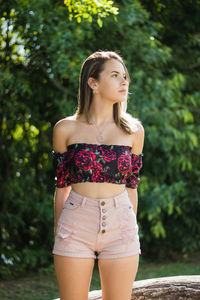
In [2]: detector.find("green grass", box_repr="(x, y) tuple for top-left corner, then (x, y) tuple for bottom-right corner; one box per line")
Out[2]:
(0, 253), (199, 300)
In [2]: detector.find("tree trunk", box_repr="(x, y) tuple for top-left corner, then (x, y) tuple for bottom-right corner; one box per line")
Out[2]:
(88, 276), (200, 300)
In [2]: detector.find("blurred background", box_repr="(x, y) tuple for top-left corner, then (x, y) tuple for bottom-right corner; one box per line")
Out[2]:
(0, 0), (200, 299)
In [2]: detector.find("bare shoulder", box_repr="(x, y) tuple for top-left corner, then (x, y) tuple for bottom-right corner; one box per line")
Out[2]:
(54, 114), (78, 128)
(53, 116), (76, 152)
(131, 119), (145, 155)
(53, 116), (74, 133)
(135, 120), (145, 137)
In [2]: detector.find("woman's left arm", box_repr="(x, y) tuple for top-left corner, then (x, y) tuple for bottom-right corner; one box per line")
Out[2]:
(126, 188), (138, 214)
(126, 122), (145, 215)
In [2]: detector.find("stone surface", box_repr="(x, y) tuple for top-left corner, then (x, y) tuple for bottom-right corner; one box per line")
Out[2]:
(129, 275), (200, 300)
(54, 275), (200, 300)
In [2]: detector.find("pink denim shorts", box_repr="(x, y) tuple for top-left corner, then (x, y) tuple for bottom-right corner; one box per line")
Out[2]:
(52, 188), (141, 259)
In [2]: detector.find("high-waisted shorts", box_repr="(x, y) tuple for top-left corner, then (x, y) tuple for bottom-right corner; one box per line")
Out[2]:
(52, 188), (141, 259)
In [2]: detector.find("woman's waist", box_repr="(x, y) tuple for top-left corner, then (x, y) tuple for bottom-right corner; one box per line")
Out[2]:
(70, 182), (126, 199)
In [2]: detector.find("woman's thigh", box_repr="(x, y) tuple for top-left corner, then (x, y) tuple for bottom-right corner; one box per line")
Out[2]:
(98, 254), (139, 300)
(54, 254), (95, 300)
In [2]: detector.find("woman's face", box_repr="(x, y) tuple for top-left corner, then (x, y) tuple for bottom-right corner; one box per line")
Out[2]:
(94, 58), (129, 104)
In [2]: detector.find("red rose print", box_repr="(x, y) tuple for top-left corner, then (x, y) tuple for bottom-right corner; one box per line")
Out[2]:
(131, 155), (142, 173)
(92, 170), (105, 182)
(88, 144), (99, 151)
(55, 161), (66, 186)
(92, 161), (103, 171)
(92, 171), (100, 181)
(101, 149), (116, 162)
(75, 150), (96, 171)
(77, 174), (82, 180)
(130, 177), (140, 188)
(66, 171), (74, 180)
(121, 146), (131, 151)
(66, 149), (75, 163)
(97, 173), (105, 182)
(56, 176), (66, 187)
(53, 144), (143, 189)
(117, 153), (132, 174)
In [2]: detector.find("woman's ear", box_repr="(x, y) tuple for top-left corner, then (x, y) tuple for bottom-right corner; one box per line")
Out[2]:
(88, 77), (98, 90)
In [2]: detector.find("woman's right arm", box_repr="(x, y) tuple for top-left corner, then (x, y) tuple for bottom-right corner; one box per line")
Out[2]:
(53, 186), (71, 236)
(52, 120), (72, 236)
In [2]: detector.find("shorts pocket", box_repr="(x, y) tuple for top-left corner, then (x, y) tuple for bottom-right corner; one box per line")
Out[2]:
(119, 205), (138, 244)
(53, 224), (73, 253)
(56, 224), (73, 239)
(120, 204), (137, 227)
(63, 198), (81, 210)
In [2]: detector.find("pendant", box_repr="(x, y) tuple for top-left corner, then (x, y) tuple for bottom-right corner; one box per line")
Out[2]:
(97, 135), (104, 143)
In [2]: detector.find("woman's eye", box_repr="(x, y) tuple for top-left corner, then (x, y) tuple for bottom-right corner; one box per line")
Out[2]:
(112, 74), (127, 79)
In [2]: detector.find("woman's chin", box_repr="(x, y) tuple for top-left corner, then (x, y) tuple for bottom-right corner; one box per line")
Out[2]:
(115, 97), (127, 103)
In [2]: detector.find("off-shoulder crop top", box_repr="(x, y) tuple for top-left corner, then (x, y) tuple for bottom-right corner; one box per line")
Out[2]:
(52, 143), (143, 189)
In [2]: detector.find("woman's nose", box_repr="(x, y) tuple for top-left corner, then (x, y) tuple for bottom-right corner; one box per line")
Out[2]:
(121, 76), (128, 84)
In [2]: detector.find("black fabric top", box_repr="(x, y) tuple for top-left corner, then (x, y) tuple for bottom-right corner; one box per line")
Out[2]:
(52, 143), (143, 189)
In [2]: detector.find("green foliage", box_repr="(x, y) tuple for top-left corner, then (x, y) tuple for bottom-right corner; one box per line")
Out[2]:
(0, 0), (199, 278)
(137, 0), (200, 258)
(64, 0), (119, 27)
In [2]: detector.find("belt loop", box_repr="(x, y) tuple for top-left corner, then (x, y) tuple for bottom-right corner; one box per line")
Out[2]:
(81, 196), (87, 207)
(114, 197), (119, 208)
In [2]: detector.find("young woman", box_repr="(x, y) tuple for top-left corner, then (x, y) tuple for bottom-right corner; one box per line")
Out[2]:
(52, 50), (144, 300)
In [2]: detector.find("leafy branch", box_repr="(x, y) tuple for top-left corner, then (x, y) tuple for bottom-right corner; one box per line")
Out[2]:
(64, 0), (119, 27)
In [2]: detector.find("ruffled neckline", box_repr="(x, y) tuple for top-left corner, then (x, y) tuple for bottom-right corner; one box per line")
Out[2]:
(52, 142), (143, 157)
(67, 142), (132, 149)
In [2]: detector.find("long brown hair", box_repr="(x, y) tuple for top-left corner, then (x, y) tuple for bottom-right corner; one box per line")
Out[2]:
(74, 50), (141, 134)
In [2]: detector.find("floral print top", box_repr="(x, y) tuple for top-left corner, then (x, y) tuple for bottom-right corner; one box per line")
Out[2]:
(52, 143), (143, 189)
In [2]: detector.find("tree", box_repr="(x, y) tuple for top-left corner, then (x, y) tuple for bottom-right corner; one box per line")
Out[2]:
(0, 0), (199, 277)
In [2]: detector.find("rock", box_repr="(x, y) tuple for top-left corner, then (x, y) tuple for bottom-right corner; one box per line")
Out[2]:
(54, 275), (200, 300)
(129, 276), (200, 300)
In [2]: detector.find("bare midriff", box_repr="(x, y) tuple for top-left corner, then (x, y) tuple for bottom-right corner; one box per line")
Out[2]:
(70, 182), (126, 199)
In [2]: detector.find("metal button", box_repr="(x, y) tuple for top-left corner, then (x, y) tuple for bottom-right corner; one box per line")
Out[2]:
(102, 215), (106, 220)
(102, 208), (107, 213)
(102, 222), (106, 227)
(101, 201), (105, 206)
(102, 229), (106, 233)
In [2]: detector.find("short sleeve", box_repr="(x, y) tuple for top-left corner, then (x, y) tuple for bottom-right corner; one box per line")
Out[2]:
(125, 153), (143, 189)
(52, 150), (69, 188)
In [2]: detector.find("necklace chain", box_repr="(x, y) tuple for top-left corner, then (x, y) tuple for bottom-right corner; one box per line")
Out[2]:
(90, 118), (108, 144)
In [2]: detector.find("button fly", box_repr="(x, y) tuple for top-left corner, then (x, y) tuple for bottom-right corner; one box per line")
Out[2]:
(101, 201), (105, 206)
(102, 215), (106, 220)
(102, 208), (107, 213)
(102, 222), (106, 227)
